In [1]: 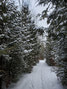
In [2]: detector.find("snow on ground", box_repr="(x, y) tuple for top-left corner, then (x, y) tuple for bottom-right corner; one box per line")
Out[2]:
(8, 59), (63, 89)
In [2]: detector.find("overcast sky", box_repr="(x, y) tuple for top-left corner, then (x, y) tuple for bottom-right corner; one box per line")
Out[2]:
(29, 0), (49, 28)
(14, 0), (54, 28)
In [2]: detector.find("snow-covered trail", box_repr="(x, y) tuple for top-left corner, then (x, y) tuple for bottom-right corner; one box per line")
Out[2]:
(9, 60), (63, 89)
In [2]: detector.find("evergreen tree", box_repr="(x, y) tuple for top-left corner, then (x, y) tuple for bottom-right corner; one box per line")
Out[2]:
(38, 0), (67, 86)
(0, 0), (41, 88)
(0, 0), (24, 88)
(21, 5), (40, 72)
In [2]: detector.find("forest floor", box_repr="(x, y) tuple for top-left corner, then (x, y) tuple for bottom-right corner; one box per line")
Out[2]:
(8, 59), (64, 89)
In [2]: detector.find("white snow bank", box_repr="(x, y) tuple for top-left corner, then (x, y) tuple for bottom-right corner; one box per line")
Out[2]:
(8, 59), (63, 89)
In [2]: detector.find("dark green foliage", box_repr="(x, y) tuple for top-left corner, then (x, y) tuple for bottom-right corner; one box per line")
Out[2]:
(45, 37), (56, 66)
(21, 5), (40, 72)
(38, 0), (67, 6)
(47, 1), (67, 85)
(0, 0), (24, 88)
(38, 0), (67, 86)
(37, 27), (44, 35)
(0, 0), (41, 88)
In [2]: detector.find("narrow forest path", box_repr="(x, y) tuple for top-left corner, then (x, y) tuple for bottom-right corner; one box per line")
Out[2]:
(9, 59), (63, 89)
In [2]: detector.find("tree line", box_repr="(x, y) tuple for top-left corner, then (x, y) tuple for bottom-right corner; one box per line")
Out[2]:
(0, 0), (42, 88)
(38, 0), (67, 86)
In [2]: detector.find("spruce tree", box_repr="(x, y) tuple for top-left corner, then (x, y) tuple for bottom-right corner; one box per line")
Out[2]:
(38, 0), (67, 85)
(0, 0), (24, 87)
(21, 4), (40, 72)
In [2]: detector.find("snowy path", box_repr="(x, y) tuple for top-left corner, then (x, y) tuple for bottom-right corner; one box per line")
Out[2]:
(9, 60), (63, 89)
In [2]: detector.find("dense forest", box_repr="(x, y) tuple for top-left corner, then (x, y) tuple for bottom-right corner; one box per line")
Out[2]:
(0, 0), (67, 89)
(38, 0), (67, 86)
(0, 0), (43, 88)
